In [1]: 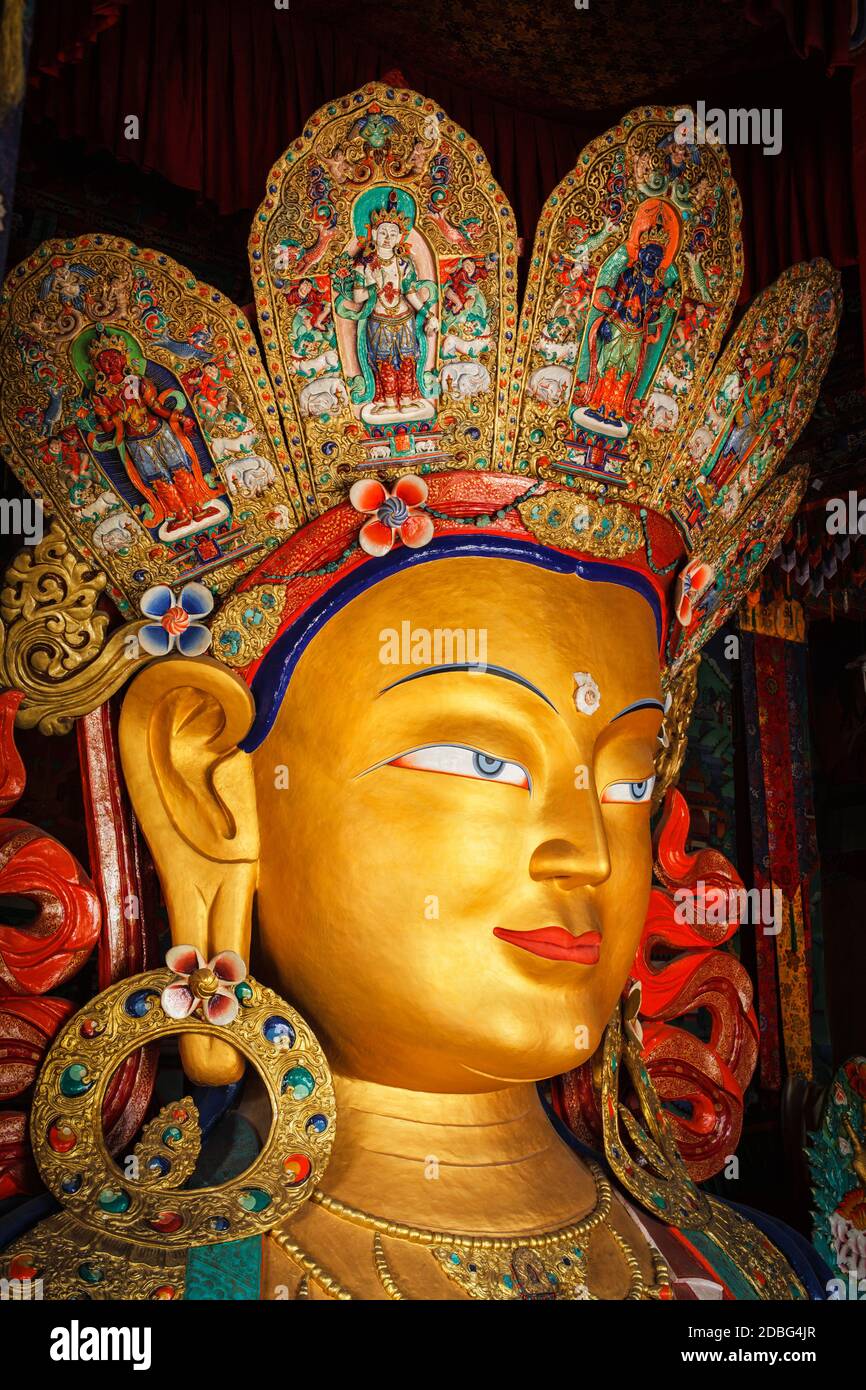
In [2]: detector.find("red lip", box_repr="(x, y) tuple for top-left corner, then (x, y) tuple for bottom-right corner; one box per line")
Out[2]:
(493, 926), (601, 964)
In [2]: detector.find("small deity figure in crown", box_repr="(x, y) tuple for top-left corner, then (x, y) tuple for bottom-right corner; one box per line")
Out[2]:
(86, 331), (223, 538)
(336, 190), (439, 424)
(702, 332), (804, 496)
(571, 199), (681, 441)
(441, 255), (494, 361)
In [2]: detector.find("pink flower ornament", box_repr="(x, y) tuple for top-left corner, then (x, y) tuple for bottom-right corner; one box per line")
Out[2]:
(161, 945), (247, 1026)
(675, 560), (715, 628)
(349, 475), (434, 557)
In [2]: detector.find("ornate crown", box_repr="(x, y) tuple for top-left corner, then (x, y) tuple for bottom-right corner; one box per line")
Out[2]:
(0, 83), (840, 738)
(639, 214), (671, 249)
(368, 188), (411, 238)
(87, 328), (130, 365)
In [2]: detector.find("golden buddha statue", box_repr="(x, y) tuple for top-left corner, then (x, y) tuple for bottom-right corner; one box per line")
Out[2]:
(0, 83), (841, 1302)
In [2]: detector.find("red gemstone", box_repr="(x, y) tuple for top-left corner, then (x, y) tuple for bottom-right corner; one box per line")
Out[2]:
(283, 1154), (312, 1186)
(48, 1122), (77, 1154)
(148, 1211), (183, 1234)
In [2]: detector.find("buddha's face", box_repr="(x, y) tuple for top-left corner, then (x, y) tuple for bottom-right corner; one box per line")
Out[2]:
(252, 556), (663, 1092)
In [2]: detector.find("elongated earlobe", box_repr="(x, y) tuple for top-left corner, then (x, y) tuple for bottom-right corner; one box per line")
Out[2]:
(119, 657), (259, 1084)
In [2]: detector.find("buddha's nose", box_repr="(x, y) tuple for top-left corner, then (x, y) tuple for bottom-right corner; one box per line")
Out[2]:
(529, 836), (611, 890)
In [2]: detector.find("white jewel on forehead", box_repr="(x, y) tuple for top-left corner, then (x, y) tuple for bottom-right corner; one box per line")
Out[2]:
(573, 671), (601, 717)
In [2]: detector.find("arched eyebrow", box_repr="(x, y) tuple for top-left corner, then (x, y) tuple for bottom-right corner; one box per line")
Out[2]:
(609, 698), (665, 723)
(379, 663), (558, 711)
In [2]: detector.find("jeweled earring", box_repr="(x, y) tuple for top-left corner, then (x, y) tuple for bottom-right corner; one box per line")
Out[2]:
(600, 997), (711, 1231)
(2, 948), (336, 1298)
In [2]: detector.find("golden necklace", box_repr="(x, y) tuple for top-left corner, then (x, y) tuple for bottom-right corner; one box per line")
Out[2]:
(270, 1160), (674, 1301)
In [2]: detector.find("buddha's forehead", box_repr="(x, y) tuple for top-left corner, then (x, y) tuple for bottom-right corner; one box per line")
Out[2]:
(271, 556), (661, 736)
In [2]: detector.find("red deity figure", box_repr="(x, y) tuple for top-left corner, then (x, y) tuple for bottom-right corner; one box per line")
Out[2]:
(87, 332), (220, 534)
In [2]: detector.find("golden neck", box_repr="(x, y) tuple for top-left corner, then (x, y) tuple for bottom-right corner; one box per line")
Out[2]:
(319, 1073), (597, 1237)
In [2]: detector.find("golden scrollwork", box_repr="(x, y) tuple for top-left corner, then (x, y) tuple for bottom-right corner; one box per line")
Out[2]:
(3, 1211), (187, 1301)
(518, 489), (643, 557)
(211, 582), (288, 669)
(131, 1096), (201, 1190)
(0, 521), (147, 734)
(653, 651), (700, 809)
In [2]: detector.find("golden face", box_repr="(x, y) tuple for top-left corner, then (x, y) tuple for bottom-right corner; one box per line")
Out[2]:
(252, 556), (663, 1092)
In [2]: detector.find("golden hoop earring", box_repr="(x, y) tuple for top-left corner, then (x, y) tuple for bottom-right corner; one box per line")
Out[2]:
(27, 964), (336, 1249)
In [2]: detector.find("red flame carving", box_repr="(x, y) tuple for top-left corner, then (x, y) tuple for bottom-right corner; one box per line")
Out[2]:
(555, 788), (759, 1182)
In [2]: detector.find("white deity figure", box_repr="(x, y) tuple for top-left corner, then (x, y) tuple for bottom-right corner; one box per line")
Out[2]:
(335, 191), (439, 426)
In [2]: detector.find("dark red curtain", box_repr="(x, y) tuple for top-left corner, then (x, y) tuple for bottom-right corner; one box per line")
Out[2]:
(744, 0), (856, 68)
(23, 0), (864, 315)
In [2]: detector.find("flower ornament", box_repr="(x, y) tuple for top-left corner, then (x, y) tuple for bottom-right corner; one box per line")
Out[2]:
(657, 689), (673, 749)
(675, 559), (715, 628)
(573, 671), (601, 716)
(623, 979), (644, 1048)
(161, 945), (246, 1025)
(349, 475), (434, 557)
(139, 581), (214, 657)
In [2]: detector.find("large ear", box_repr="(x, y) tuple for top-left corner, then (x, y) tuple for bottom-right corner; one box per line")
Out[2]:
(119, 657), (258, 1085)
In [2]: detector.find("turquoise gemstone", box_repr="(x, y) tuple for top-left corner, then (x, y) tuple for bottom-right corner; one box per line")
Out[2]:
(235, 981), (254, 1006)
(161, 1126), (183, 1147)
(59, 1064), (93, 1098)
(449, 1252), (460, 1265)
(98, 1187), (131, 1214)
(503, 1274), (514, 1289)
(651, 1193), (667, 1209)
(281, 1066), (315, 1100)
(238, 1188), (272, 1213)
(78, 1263), (104, 1285)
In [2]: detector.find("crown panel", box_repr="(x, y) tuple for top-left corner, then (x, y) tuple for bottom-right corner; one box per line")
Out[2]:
(669, 460), (810, 675)
(511, 105), (743, 503)
(249, 82), (519, 518)
(656, 258), (841, 549)
(0, 238), (304, 613)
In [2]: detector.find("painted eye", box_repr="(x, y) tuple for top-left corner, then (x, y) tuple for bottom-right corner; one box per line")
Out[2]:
(601, 776), (656, 805)
(388, 744), (530, 791)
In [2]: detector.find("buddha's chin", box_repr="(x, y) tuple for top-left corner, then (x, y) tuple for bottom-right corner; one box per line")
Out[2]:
(325, 1011), (607, 1093)
(461, 1032), (604, 1086)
